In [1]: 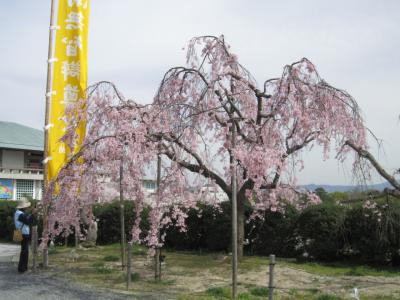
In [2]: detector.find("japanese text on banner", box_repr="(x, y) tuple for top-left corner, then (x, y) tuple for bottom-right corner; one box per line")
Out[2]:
(47, 0), (90, 181)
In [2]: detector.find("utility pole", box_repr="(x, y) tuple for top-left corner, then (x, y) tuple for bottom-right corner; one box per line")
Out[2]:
(42, 0), (57, 268)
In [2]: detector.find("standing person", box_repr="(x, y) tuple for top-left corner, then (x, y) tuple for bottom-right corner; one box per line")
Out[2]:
(14, 198), (36, 273)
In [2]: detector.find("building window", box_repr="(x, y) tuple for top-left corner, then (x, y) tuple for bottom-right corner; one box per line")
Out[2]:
(143, 181), (156, 190)
(16, 179), (34, 200)
(25, 151), (43, 169)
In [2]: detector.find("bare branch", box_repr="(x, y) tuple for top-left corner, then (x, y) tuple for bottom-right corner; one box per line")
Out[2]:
(345, 140), (400, 191)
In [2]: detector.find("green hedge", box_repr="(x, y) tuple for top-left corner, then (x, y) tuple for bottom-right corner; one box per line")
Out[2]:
(294, 204), (346, 261)
(342, 203), (400, 265)
(2, 198), (400, 266)
(0, 200), (41, 242)
(164, 202), (232, 252)
(93, 201), (150, 245)
(246, 205), (299, 257)
(0, 200), (17, 242)
(162, 201), (400, 265)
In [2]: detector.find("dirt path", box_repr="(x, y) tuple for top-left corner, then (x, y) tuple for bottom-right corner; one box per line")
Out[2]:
(0, 243), (19, 262)
(0, 262), (167, 300)
(242, 264), (400, 298)
(170, 262), (400, 298)
(41, 246), (400, 299)
(271, 265), (400, 297)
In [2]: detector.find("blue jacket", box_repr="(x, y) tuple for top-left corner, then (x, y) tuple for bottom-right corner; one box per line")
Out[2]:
(14, 210), (34, 236)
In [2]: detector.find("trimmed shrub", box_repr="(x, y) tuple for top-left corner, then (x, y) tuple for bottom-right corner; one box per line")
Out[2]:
(3, 195), (400, 266)
(246, 205), (298, 257)
(0, 200), (41, 242)
(164, 202), (231, 252)
(342, 202), (400, 265)
(163, 205), (206, 251)
(294, 203), (346, 261)
(93, 200), (149, 245)
(0, 200), (17, 241)
(202, 201), (231, 251)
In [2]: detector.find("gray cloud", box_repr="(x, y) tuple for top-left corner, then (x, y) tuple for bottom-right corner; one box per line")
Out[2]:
(1, 0), (399, 184)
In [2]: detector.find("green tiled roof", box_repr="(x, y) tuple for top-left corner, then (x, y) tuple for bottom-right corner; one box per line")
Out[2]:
(0, 121), (43, 151)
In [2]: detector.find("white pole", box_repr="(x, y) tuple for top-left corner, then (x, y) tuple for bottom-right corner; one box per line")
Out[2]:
(42, 0), (57, 268)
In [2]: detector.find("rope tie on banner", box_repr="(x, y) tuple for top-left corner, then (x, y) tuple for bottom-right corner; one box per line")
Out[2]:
(47, 58), (58, 63)
(49, 25), (60, 30)
(46, 91), (56, 97)
(42, 157), (53, 164)
(44, 124), (54, 131)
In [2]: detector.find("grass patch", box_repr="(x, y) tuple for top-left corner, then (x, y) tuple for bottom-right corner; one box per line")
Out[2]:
(151, 279), (176, 286)
(206, 287), (231, 298)
(48, 246), (58, 255)
(288, 288), (299, 296)
(95, 266), (113, 274)
(92, 262), (105, 268)
(362, 296), (400, 300)
(133, 247), (147, 255)
(345, 267), (366, 276)
(249, 287), (268, 296)
(103, 255), (119, 262)
(91, 261), (113, 274)
(307, 288), (319, 294)
(316, 294), (343, 300)
(237, 293), (254, 300)
(130, 272), (140, 282)
(280, 259), (400, 277)
(47, 244), (400, 300)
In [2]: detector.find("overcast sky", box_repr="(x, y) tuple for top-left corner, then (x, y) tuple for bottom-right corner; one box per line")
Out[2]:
(1, 0), (399, 185)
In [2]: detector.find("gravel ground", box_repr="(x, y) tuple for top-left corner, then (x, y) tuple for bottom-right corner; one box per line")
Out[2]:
(0, 262), (167, 300)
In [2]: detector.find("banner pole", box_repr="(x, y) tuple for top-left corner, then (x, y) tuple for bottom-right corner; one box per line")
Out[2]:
(42, 0), (57, 268)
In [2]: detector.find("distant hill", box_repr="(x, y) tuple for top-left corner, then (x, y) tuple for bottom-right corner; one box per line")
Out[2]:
(302, 182), (393, 193)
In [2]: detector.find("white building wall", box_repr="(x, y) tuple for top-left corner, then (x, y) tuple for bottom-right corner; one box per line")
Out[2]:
(0, 149), (44, 200)
(2, 150), (24, 169)
(12, 179), (17, 200)
(35, 180), (43, 200)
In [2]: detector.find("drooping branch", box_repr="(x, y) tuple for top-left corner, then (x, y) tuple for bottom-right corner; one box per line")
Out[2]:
(162, 146), (231, 196)
(345, 140), (400, 192)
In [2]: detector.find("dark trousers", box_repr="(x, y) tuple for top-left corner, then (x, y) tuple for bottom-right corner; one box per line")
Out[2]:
(18, 235), (30, 273)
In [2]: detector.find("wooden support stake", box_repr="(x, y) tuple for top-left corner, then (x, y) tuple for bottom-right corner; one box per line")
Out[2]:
(155, 248), (161, 281)
(120, 160), (126, 270)
(126, 242), (132, 289)
(231, 123), (238, 299)
(268, 254), (276, 300)
(75, 226), (79, 249)
(155, 153), (162, 281)
(32, 226), (38, 272)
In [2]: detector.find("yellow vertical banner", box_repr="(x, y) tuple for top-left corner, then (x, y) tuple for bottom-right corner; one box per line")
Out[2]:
(47, 0), (90, 181)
